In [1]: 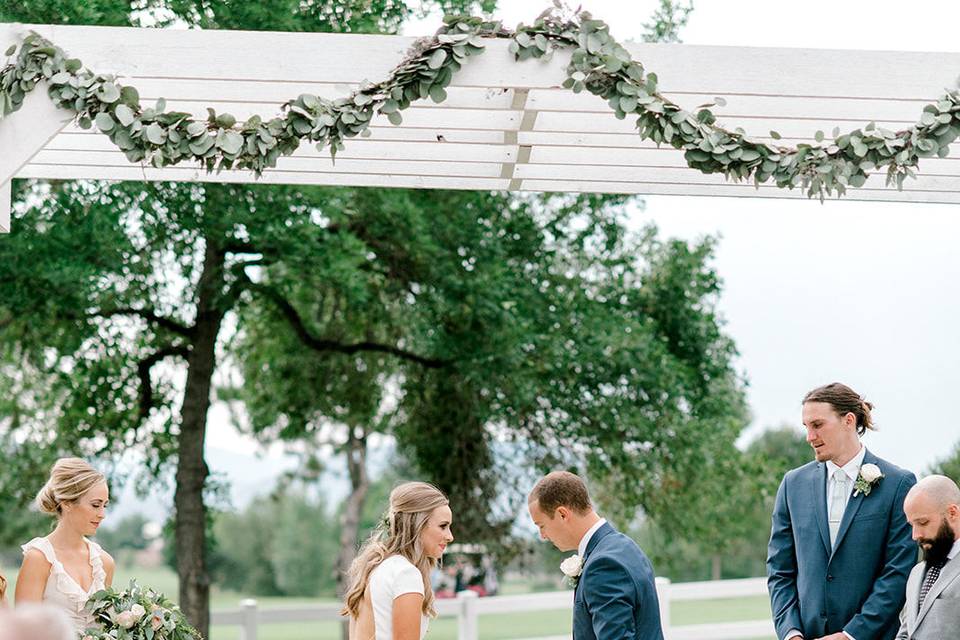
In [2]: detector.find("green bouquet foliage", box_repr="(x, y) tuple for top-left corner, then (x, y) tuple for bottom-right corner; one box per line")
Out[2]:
(81, 580), (202, 640)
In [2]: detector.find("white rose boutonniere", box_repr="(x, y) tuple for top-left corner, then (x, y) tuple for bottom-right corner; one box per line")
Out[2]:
(560, 554), (584, 587)
(853, 463), (884, 497)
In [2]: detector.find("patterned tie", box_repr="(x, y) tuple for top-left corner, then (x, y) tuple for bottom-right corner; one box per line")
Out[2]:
(828, 469), (849, 547)
(918, 560), (944, 612)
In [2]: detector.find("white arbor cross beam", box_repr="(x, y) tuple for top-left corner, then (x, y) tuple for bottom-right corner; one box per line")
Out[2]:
(3, 20), (960, 235)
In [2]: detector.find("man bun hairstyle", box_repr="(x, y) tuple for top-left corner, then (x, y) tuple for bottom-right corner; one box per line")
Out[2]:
(803, 382), (875, 435)
(34, 457), (106, 517)
(529, 470), (592, 516)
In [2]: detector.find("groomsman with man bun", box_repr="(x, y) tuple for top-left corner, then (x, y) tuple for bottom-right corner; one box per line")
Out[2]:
(767, 383), (917, 640)
(897, 474), (960, 640)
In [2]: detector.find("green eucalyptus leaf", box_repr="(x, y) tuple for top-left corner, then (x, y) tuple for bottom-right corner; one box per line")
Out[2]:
(96, 82), (120, 103)
(114, 104), (135, 127)
(428, 49), (448, 70)
(144, 122), (166, 145)
(94, 112), (115, 132)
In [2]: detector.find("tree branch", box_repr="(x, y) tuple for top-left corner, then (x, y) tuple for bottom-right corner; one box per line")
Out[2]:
(245, 279), (448, 369)
(95, 307), (195, 338)
(137, 345), (191, 420)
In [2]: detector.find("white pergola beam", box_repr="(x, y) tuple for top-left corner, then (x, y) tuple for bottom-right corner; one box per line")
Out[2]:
(4, 22), (960, 205)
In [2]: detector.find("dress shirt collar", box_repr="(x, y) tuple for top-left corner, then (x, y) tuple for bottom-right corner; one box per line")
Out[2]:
(578, 517), (607, 558)
(825, 444), (866, 482)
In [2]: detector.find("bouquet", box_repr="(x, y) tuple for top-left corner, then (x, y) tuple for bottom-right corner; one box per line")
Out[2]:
(81, 580), (202, 640)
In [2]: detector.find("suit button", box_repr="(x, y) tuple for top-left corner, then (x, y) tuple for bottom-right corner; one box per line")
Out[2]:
(827, 575), (834, 581)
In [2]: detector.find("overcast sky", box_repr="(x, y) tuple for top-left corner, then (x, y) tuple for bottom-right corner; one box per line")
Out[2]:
(201, 2), (960, 492)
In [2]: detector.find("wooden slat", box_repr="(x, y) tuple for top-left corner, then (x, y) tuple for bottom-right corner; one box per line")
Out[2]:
(518, 179), (960, 203)
(30, 150), (506, 178)
(18, 163), (510, 190)
(44, 132), (518, 163)
(5, 24), (958, 99)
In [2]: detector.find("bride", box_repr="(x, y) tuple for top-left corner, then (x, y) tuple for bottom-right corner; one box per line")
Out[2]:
(342, 482), (454, 640)
(15, 457), (115, 633)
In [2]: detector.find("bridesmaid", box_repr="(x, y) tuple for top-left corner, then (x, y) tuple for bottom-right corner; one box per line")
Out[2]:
(15, 457), (115, 633)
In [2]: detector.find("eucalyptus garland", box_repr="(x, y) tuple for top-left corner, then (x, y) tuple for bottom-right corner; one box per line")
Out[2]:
(2, 5), (958, 200)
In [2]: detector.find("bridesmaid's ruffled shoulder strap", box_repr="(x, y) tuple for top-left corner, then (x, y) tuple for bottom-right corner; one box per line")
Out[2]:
(21, 536), (57, 565)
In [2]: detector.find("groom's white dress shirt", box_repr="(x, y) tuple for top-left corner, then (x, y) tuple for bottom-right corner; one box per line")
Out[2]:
(784, 446), (865, 640)
(578, 518), (607, 558)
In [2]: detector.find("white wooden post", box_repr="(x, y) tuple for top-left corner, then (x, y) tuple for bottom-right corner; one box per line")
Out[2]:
(456, 590), (479, 640)
(0, 181), (9, 233)
(239, 598), (258, 640)
(656, 577), (671, 640)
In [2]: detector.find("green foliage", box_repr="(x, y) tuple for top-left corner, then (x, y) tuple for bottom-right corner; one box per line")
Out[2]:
(0, 0), (136, 25)
(84, 578), (202, 640)
(930, 439), (960, 484)
(641, 0), (694, 44)
(637, 424), (812, 580)
(210, 490), (338, 597)
(3, 5), (956, 198)
(94, 513), (151, 553)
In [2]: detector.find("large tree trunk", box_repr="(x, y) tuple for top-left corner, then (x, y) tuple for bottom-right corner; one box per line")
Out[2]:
(174, 239), (225, 639)
(337, 427), (369, 639)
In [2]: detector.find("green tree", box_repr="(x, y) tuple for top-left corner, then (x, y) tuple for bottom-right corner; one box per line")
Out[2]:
(94, 512), (150, 553)
(930, 439), (960, 483)
(638, 424), (812, 581)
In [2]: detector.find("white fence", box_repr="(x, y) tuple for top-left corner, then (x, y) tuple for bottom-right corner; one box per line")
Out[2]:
(210, 576), (774, 640)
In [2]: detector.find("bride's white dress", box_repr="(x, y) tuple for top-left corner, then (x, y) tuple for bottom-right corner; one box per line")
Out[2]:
(21, 536), (106, 632)
(368, 555), (429, 640)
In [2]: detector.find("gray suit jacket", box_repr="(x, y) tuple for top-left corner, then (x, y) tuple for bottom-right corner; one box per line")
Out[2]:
(896, 555), (960, 640)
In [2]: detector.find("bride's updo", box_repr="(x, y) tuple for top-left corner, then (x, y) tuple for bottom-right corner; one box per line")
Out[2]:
(341, 482), (449, 619)
(35, 458), (106, 517)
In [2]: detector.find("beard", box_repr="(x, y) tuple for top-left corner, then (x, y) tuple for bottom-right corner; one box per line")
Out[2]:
(919, 519), (957, 566)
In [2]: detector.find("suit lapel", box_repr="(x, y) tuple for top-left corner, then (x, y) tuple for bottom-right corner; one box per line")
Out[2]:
(917, 554), (960, 626)
(810, 463), (831, 555)
(831, 448), (875, 555)
(576, 522), (614, 597)
(906, 564), (922, 636)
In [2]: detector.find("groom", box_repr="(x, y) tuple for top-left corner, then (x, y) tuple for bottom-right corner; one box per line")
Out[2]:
(528, 471), (663, 640)
(767, 383), (917, 640)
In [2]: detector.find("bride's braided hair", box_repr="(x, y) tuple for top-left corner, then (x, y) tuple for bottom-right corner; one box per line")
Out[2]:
(341, 482), (448, 620)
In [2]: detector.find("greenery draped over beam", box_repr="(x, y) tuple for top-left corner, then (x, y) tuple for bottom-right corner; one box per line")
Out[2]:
(3, 5), (958, 200)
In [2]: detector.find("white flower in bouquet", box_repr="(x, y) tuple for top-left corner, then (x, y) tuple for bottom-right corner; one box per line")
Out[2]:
(112, 610), (138, 629)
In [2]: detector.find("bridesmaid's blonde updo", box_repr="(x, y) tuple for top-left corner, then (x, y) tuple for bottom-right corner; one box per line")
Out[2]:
(35, 458), (106, 517)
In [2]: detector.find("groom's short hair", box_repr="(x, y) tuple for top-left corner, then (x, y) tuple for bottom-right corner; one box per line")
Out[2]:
(530, 471), (592, 516)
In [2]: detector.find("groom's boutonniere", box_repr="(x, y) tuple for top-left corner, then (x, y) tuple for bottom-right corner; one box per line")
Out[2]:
(853, 463), (884, 497)
(560, 554), (584, 588)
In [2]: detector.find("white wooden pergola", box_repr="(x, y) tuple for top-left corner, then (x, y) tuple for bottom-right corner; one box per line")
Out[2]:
(3, 22), (960, 233)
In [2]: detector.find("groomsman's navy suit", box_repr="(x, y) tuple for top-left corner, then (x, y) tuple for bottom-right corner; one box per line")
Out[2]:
(573, 522), (664, 640)
(767, 449), (917, 640)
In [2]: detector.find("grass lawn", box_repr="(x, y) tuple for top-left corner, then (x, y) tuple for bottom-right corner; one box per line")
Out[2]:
(13, 565), (773, 639)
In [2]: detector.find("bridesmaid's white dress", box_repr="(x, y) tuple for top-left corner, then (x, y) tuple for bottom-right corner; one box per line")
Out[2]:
(21, 536), (107, 633)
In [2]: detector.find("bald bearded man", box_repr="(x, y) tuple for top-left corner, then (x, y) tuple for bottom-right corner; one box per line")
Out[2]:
(896, 474), (960, 640)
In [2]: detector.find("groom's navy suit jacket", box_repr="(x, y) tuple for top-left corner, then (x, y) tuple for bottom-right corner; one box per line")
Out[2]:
(573, 522), (664, 640)
(767, 449), (916, 640)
